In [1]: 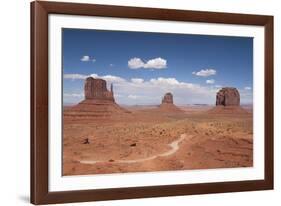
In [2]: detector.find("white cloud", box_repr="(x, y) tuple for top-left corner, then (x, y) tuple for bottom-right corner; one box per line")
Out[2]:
(91, 74), (125, 83)
(114, 94), (123, 98)
(150, 77), (181, 85)
(64, 73), (125, 83)
(64, 73), (252, 105)
(128, 95), (139, 99)
(145, 58), (167, 69)
(240, 88), (253, 104)
(115, 77), (214, 105)
(109, 64), (114, 67)
(127, 94), (157, 102)
(206, 79), (215, 84)
(215, 85), (222, 88)
(64, 74), (87, 80)
(128, 57), (167, 69)
(64, 93), (84, 97)
(149, 77), (196, 89)
(192, 69), (216, 77)
(131, 78), (144, 83)
(128, 58), (144, 69)
(80, 55), (96, 62)
(80, 55), (90, 62)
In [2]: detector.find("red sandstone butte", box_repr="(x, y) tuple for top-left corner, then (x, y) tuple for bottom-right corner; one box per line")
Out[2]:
(216, 87), (240, 106)
(64, 77), (129, 120)
(208, 87), (247, 114)
(162, 92), (174, 104)
(159, 92), (182, 112)
(80, 77), (115, 104)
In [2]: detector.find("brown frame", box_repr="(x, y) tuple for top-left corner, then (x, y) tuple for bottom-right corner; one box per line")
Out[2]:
(30, 0), (274, 205)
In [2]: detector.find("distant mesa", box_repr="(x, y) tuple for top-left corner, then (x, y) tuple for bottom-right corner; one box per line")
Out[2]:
(162, 92), (173, 104)
(208, 87), (248, 114)
(216, 87), (240, 106)
(159, 92), (182, 112)
(64, 77), (129, 120)
(81, 77), (115, 104)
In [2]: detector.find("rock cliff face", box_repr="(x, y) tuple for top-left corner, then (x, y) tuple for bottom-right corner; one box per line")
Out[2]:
(64, 77), (129, 120)
(162, 92), (173, 104)
(84, 77), (114, 102)
(216, 87), (240, 106)
(159, 92), (182, 113)
(208, 87), (247, 114)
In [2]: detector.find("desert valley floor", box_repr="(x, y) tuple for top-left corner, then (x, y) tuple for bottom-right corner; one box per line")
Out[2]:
(63, 105), (253, 176)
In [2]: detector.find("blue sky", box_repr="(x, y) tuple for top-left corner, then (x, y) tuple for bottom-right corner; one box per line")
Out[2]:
(63, 28), (253, 105)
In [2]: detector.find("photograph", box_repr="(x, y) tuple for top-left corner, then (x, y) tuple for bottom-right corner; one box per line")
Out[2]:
(62, 28), (254, 176)
(29, 1), (274, 204)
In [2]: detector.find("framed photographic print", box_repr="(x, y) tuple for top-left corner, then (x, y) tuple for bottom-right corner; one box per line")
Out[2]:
(30, 1), (274, 204)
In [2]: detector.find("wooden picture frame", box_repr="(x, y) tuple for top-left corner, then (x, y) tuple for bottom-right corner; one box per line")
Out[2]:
(31, 1), (274, 204)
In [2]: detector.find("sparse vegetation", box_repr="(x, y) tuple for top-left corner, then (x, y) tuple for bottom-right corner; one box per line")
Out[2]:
(63, 105), (253, 176)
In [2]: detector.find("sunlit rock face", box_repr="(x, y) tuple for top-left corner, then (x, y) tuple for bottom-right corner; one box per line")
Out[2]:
(84, 77), (114, 102)
(161, 92), (174, 104)
(216, 87), (240, 106)
(159, 92), (182, 113)
(63, 77), (130, 121)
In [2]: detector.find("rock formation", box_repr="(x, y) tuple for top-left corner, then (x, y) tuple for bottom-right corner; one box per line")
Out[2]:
(162, 92), (173, 104)
(82, 77), (115, 104)
(208, 87), (247, 114)
(64, 77), (129, 120)
(216, 87), (240, 106)
(159, 92), (182, 112)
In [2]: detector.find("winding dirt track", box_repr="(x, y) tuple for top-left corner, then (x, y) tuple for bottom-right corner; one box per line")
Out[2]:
(80, 133), (193, 165)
